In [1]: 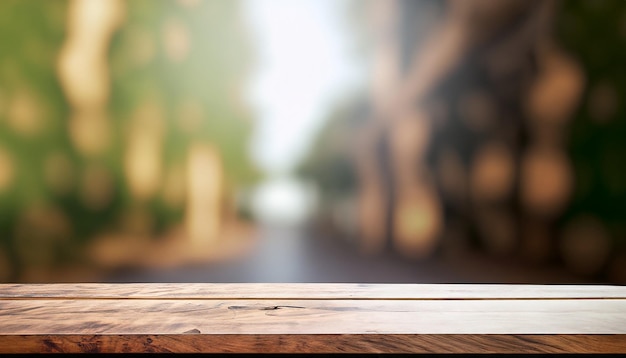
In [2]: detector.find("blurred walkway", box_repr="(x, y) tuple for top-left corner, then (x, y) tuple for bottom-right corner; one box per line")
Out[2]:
(105, 225), (590, 284)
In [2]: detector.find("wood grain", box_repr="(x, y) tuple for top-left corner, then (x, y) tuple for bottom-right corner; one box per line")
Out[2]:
(0, 284), (625, 353)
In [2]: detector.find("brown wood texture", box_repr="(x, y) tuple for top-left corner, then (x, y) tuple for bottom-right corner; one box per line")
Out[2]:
(0, 283), (625, 353)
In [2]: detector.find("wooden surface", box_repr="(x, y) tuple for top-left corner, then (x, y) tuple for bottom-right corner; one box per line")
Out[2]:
(1, 283), (625, 353)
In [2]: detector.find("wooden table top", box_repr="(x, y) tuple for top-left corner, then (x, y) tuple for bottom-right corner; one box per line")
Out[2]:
(1, 283), (625, 353)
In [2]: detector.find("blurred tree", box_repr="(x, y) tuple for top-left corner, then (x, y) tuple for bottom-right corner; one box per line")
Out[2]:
(0, 0), (259, 281)
(556, 0), (626, 281)
(109, 0), (260, 234)
(300, 0), (626, 283)
(0, 0), (83, 280)
(296, 94), (366, 239)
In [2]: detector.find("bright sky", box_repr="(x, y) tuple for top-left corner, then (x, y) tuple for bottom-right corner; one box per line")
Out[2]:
(242, 0), (363, 175)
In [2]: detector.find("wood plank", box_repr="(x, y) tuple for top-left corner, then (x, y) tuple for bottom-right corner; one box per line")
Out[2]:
(1, 334), (626, 354)
(1, 284), (625, 353)
(1, 298), (626, 334)
(2, 283), (625, 299)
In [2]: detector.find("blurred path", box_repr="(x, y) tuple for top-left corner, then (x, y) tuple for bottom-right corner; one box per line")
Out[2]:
(105, 225), (590, 284)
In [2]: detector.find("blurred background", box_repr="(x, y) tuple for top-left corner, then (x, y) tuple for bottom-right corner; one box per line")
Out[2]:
(0, 0), (624, 284)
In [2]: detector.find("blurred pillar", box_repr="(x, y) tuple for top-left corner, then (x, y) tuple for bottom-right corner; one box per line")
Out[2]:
(185, 143), (223, 245)
(125, 100), (165, 202)
(57, 0), (125, 157)
(354, 123), (388, 255)
(368, 0), (401, 118)
(389, 110), (442, 259)
(353, 0), (402, 255)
